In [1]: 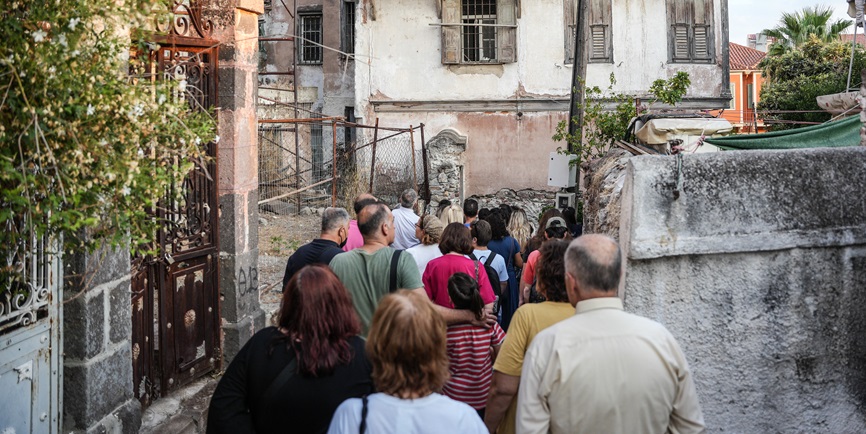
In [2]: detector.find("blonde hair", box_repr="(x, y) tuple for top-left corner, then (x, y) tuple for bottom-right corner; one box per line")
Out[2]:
(366, 290), (449, 396)
(439, 204), (464, 226)
(508, 208), (532, 251)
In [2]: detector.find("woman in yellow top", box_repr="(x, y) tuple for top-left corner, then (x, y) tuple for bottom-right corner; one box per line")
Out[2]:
(483, 240), (574, 434)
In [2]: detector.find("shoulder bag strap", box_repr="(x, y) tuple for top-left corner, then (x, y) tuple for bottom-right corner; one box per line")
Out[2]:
(359, 395), (370, 434)
(260, 353), (297, 410)
(389, 250), (402, 293)
(474, 259), (480, 282)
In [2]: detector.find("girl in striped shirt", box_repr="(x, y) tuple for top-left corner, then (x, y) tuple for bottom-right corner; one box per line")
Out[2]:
(443, 272), (506, 419)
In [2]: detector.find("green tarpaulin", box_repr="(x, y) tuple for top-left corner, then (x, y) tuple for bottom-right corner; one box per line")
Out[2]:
(704, 115), (861, 150)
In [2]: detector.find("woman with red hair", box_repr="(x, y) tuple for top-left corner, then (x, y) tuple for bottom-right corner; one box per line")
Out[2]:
(207, 264), (372, 434)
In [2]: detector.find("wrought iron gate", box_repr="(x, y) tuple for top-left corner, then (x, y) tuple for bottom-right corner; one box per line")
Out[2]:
(0, 228), (62, 434)
(131, 0), (221, 406)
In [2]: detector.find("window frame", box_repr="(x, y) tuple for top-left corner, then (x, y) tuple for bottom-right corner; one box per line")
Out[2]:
(667, 0), (714, 64)
(341, 0), (356, 56)
(461, 0), (498, 63)
(297, 11), (324, 65)
(440, 0), (516, 65)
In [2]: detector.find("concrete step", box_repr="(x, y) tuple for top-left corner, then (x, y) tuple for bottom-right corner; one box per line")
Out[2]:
(139, 376), (219, 434)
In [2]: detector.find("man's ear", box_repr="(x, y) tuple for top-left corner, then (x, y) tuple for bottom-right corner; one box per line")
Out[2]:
(565, 272), (580, 305)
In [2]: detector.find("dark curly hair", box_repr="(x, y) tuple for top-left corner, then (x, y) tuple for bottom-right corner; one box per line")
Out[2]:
(536, 240), (569, 303)
(486, 212), (509, 241)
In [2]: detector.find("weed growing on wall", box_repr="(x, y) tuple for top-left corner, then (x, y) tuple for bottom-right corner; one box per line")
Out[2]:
(0, 1), (217, 292)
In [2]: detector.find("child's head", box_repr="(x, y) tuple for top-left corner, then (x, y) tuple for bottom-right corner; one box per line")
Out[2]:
(447, 272), (484, 320)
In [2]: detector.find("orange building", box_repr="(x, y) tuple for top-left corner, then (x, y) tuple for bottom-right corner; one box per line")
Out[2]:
(724, 43), (767, 133)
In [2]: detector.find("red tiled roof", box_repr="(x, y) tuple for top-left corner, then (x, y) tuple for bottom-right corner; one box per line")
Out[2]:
(729, 42), (766, 71)
(839, 33), (866, 45)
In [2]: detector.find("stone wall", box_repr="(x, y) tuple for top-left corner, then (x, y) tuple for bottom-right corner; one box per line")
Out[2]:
(605, 147), (866, 431)
(63, 247), (140, 434)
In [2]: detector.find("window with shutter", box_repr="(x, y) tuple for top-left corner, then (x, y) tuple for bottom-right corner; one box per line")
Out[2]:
(565, 0), (611, 64)
(440, 0), (516, 64)
(667, 0), (713, 63)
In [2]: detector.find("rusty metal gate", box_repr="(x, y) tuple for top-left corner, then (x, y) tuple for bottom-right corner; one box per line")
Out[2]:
(131, 0), (221, 406)
(0, 223), (63, 434)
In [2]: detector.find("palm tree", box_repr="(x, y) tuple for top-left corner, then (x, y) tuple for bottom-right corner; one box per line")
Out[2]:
(763, 5), (853, 55)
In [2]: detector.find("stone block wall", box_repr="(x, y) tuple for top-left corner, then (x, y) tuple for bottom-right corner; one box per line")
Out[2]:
(63, 247), (140, 434)
(611, 147), (866, 431)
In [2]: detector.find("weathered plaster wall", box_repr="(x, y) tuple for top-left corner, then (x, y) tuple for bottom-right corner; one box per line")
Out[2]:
(614, 147), (866, 431)
(354, 0), (727, 196)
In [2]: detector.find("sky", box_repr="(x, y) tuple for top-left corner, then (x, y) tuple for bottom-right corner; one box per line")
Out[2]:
(729, 0), (855, 46)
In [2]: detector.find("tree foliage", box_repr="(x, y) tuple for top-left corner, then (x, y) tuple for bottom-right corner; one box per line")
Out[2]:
(0, 1), (217, 291)
(759, 38), (866, 130)
(553, 72), (691, 166)
(762, 5), (852, 55)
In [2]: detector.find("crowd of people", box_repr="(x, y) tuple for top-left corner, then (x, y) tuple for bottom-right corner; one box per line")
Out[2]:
(206, 190), (706, 434)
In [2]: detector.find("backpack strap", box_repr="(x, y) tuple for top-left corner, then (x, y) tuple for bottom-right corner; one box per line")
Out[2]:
(359, 395), (369, 434)
(484, 252), (497, 267)
(389, 250), (402, 293)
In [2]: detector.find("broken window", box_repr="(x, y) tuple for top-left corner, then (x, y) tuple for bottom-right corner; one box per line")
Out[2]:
(667, 0), (714, 63)
(440, 0), (516, 65)
(565, 0), (611, 64)
(298, 12), (323, 65)
(342, 0), (355, 55)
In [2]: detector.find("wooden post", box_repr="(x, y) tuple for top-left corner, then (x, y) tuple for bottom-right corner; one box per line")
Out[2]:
(332, 121), (338, 206)
(410, 125), (418, 194)
(420, 124), (430, 203)
(369, 118), (379, 193)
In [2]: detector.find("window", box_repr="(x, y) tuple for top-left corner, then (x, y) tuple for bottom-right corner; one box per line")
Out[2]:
(342, 0), (355, 55)
(344, 107), (356, 147)
(440, 0), (516, 64)
(565, 0), (611, 64)
(747, 83), (754, 109)
(258, 19), (267, 62)
(667, 0), (714, 63)
(298, 12), (323, 65)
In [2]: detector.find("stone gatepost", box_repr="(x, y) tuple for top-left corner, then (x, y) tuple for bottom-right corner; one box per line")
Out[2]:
(63, 247), (141, 433)
(212, 0), (266, 362)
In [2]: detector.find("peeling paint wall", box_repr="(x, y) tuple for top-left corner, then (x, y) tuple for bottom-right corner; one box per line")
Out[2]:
(608, 147), (866, 431)
(355, 0), (727, 196)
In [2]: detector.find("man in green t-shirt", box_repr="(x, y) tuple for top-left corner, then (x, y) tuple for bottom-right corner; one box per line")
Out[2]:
(330, 203), (493, 336)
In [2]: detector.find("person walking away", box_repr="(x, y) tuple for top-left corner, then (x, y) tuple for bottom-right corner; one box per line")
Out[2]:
(483, 241), (572, 434)
(506, 208), (532, 255)
(517, 235), (706, 434)
(343, 194), (378, 252)
(519, 217), (571, 305)
(405, 214), (445, 275)
(282, 207), (350, 289)
(391, 188), (421, 250)
(485, 212), (523, 331)
(327, 291), (488, 434)
(439, 203), (465, 226)
(464, 198), (479, 227)
(422, 223), (496, 310)
(330, 203), (493, 337)
(442, 273), (506, 419)
(207, 265), (373, 434)
(522, 208), (562, 262)
(469, 220), (508, 297)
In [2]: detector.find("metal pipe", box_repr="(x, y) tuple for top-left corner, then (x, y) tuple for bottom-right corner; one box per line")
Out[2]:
(332, 121), (338, 207)
(369, 118), (379, 193)
(420, 123), (430, 203)
(409, 125), (417, 194)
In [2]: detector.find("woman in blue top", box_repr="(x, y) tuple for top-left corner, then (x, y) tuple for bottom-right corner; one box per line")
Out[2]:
(484, 210), (523, 331)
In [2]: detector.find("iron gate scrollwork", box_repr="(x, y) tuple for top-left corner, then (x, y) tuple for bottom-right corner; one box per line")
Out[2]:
(131, 0), (221, 407)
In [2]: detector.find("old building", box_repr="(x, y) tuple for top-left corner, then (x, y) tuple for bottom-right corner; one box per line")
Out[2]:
(354, 0), (731, 201)
(724, 42), (767, 133)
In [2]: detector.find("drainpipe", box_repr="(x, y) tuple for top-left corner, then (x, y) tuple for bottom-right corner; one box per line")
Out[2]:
(567, 0), (587, 153)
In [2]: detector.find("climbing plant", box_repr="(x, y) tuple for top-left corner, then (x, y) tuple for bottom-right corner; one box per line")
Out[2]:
(0, 1), (217, 292)
(553, 72), (691, 167)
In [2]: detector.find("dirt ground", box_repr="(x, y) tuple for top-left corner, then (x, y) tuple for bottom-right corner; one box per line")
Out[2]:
(257, 212), (322, 324)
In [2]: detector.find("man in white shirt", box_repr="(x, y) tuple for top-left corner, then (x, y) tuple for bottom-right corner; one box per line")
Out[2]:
(517, 234), (706, 434)
(391, 188), (421, 250)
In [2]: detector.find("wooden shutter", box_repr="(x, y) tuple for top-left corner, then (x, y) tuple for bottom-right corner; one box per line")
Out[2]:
(441, 0), (461, 64)
(693, 25), (709, 60)
(564, 0), (576, 63)
(497, 0), (517, 63)
(692, 0), (713, 62)
(588, 0), (611, 62)
(672, 24), (690, 61)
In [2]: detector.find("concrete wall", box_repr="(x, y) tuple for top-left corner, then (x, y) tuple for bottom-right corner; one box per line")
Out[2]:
(615, 147), (866, 432)
(355, 0), (728, 195)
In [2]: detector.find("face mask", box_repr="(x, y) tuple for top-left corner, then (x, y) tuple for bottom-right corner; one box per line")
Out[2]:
(338, 229), (348, 249)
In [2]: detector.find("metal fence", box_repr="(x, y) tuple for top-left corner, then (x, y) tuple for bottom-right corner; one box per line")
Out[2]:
(257, 118), (429, 215)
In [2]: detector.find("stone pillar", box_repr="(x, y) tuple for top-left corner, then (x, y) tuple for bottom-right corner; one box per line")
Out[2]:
(63, 247), (141, 434)
(212, 0), (266, 363)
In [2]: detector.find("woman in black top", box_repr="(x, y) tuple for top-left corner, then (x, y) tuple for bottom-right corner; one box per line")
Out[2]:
(207, 264), (373, 434)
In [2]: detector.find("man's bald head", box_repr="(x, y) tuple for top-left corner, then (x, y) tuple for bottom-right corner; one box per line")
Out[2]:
(358, 203), (391, 238)
(353, 193), (378, 216)
(565, 234), (622, 293)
